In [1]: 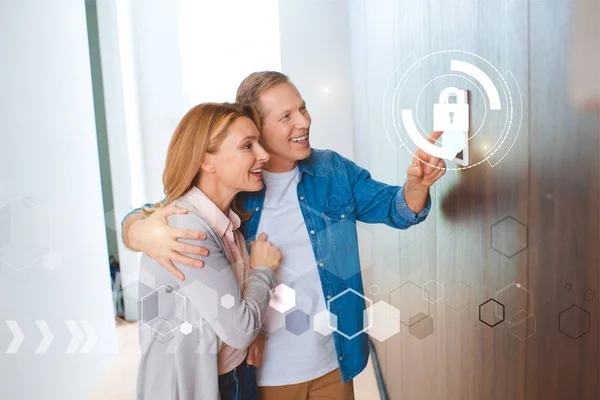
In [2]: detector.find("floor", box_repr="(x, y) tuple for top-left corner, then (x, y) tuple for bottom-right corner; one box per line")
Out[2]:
(88, 318), (381, 399)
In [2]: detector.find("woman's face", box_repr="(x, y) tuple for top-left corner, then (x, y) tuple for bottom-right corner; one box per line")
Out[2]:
(210, 116), (269, 193)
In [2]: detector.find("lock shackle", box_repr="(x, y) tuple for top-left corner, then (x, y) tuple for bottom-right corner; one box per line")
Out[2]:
(439, 87), (467, 104)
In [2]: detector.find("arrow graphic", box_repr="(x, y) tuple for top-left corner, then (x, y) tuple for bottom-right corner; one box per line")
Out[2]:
(6, 321), (24, 354)
(65, 321), (84, 354)
(35, 321), (55, 354)
(79, 321), (98, 354)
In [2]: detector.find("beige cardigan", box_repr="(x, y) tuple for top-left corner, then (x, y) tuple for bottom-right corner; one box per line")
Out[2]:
(135, 197), (276, 399)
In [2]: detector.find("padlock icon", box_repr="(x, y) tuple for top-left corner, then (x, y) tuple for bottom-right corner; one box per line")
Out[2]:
(433, 87), (469, 132)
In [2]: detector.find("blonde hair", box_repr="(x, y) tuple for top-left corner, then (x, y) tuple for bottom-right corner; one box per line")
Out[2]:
(236, 71), (290, 118)
(144, 102), (261, 220)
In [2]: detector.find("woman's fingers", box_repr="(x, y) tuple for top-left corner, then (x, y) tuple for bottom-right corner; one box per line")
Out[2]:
(256, 232), (268, 242)
(246, 346), (256, 365)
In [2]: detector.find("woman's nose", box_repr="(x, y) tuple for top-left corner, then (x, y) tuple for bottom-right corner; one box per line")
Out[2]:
(257, 145), (270, 162)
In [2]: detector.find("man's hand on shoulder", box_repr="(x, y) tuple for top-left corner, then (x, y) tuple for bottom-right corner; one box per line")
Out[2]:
(127, 204), (210, 280)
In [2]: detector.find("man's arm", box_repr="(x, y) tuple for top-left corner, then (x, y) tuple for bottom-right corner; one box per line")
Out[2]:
(120, 202), (209, 280)
(120, 201), (157, 251)
(346, 131), (446, 229)
(345, 157), (431, 229)
(122, 212), (146, 252)
(141, 213), (277, 351)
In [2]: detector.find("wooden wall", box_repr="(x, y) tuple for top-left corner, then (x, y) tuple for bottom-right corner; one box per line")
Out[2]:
(350, 0), (600, 398)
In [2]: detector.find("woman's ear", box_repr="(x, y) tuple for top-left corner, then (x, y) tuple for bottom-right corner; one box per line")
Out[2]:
(200, 154), (215, 173)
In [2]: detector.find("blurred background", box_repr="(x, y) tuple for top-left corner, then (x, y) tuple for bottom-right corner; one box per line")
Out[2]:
(0, 0), (599, 399)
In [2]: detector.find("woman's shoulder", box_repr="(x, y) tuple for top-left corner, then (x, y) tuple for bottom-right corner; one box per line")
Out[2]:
(167, 198), (220, 243)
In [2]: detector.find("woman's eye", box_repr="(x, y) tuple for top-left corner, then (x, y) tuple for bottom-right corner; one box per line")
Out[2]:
(300, 106), (307, 112)
(243, 143), (252, 150)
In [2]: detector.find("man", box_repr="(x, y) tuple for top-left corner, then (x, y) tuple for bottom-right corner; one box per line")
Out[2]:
(122, 71), (446, 399)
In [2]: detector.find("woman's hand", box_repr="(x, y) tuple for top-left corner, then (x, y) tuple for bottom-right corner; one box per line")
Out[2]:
(128, 204), (209, 280)
(246, 333), (266, 367)
(249, 233), (282, 271)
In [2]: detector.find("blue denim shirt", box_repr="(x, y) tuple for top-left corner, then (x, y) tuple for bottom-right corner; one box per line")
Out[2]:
(237, 149), (431, 382)
(123, 148), (431, 383)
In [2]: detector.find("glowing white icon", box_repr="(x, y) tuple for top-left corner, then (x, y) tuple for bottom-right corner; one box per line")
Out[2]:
(433, 87), (469, 131)
(434, 87), (470, 166)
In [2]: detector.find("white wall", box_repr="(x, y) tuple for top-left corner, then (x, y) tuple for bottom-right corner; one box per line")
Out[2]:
(133, 0), (282, 201)
(99, 0), (355, 320)
(0, 1), (116, 398)
(97, 0), (282, 319)
(278, 0), (355, 160)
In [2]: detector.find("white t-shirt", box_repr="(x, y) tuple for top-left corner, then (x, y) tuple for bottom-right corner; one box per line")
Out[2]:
(256, 167), (339, 387)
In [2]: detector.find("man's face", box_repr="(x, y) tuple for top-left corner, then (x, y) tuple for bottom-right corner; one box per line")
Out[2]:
(258, 82), (312, 172)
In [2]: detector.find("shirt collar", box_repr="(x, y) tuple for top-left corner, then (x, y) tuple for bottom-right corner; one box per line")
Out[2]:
(298, 152), (315, 176)
(183, 187), (241, 238)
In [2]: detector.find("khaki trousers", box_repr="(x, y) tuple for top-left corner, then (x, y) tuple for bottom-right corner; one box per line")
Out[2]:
(258, 368), (355, 400)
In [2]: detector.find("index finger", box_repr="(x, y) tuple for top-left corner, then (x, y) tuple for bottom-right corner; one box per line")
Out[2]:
(256, 232), (268, 242)
(426, 131), (444, 145)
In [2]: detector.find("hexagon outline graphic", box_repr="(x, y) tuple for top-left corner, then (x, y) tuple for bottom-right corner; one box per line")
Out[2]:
(327, 288), (373, 340)
(234, 303), (264, 335)
(390, 281), (430, 327)
(239, 276), (270, 305)
(491, 216), (528, 258)
(369, 284), (380, 296)
(422, 280), (444, 304)
(584, 290), (596, 302)
(327, 195), (342, 210)
(494, 282), (534, 320)
(508, 310), (536, 340)
(0, 196), (53, 272)
(444, 280), (471, 311)
(559, 304), (591, 340)
(141, 285), (188, 336)
(479, 298), (505, 328)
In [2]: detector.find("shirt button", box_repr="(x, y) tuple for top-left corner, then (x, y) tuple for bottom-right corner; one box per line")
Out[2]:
(341, 214), (345, 218)
(255, 207), (260, 211)
(319, 263), (324, 267)
(327, 295), (332, 299)
(310, 230), (315, 235)
(299, 196), (305, 200)
(339, 357), (343, 361)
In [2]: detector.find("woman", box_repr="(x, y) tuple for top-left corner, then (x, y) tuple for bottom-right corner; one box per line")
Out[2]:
(136, 103), (282, 400)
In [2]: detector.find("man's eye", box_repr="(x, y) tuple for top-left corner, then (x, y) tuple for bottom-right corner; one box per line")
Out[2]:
(300, 106), (307, 112)
(282, 114), (290, 120)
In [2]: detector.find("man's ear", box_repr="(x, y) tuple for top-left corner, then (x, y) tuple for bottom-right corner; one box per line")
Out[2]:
(200, 154), (215, 173)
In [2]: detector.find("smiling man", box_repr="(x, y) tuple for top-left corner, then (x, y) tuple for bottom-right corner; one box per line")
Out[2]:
(121, 71), (446, 399)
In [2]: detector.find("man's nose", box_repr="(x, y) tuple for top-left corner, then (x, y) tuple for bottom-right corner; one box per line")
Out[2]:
(295, 113), (310, 130)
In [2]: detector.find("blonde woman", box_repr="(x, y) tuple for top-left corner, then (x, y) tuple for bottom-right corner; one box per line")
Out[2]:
(136, 103), (281, 400)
